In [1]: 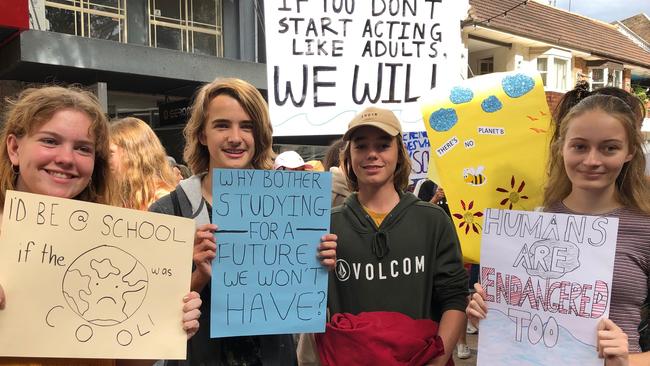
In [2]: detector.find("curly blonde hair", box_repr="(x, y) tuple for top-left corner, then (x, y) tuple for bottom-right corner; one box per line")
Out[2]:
(183, 78), (274, 172)
(109, 117), (177, 210)
(0, 86), (111, 206)
(544, 94), (650, 214)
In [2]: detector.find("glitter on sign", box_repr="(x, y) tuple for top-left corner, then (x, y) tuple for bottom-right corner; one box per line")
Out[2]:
(429, 108), (459, 132)
(450, 87), (474, 104)
(502, 74), (535, 98)
(481, 96), (503, 113)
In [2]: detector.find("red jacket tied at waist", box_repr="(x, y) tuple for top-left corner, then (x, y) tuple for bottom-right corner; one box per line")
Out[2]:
(315, 311), (452, 366)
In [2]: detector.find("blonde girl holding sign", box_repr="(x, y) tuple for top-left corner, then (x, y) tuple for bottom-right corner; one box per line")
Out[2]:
(467, 94), (650, 365)
(0, 85), (201, 366)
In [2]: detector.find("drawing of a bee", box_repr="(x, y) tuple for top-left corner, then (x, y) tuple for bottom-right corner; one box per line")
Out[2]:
(463, 166), (487, 186)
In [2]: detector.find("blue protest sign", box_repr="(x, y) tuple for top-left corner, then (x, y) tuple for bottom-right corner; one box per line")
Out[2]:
(402, 131), (430, 185)
(210, 169), (332, 337)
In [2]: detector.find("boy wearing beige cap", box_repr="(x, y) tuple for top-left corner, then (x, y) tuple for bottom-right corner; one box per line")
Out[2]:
(322, 106), (468, 365)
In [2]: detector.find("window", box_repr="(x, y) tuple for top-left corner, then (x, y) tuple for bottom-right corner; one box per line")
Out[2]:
(44, 0), (223, 56)
(554, 58), (568, 91)
(536, 55), (570, 91)
(537, 57), (548, 86)
(149, 0), (223, 56)
(590, 68), (606, 90)
(612, 70), (623, 88)
(45, 0), (126, 41)
(479, 57), (494, 75)
(588, 63), (623, 90)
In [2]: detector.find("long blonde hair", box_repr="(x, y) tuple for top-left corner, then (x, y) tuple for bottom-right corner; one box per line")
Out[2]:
(544, 94), (650, 213)
(0, 86), (111, 205)
(183, 78), (274, 172)
(109, 117), (177, 210)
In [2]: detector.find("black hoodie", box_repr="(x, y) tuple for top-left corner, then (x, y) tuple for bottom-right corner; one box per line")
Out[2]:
(328, 192), (468, 321)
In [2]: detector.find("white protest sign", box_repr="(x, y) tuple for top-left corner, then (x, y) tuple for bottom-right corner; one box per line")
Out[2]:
(265, 0), (469, 136)
(0, 191), (195, 359)
(477, 209), (618, 366)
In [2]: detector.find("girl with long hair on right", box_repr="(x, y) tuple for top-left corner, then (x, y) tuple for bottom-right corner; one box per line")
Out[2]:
(467, 93), (650, 365)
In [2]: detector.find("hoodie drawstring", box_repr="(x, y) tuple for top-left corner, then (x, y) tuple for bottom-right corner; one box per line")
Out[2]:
(371, 230), (389, 259)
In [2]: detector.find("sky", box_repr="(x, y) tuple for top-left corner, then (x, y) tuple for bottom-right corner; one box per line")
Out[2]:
(551, 0), (650, 22)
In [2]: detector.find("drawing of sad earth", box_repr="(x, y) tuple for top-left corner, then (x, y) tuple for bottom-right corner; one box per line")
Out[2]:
(60, 245), (148, 345)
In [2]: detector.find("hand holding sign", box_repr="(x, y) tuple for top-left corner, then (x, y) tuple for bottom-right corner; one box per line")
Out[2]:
(466, 283), (488, 327)
(182, 291), (202, 339)
(192, 223), (217, 291)
(597, 319), (628, 366)
(318, 234), (338, 270)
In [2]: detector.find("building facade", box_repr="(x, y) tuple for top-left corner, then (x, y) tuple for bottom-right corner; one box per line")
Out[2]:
(464, 0), (650, 115)
(0, 0), (267, 161)
(3, 0), (650, 162)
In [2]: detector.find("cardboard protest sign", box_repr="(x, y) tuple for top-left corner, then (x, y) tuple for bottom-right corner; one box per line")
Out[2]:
(264, 0), (469, 136)
(211, 169), (332, 337)
(402, 130), (430, 185)
(477, 209), (617, 366)
(0, 190), (194, 359)
(420, 71), (551, 263)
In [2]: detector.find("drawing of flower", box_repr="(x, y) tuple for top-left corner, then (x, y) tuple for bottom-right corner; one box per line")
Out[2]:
(453, 200), (483, 235)
(496, 176), (529, 210)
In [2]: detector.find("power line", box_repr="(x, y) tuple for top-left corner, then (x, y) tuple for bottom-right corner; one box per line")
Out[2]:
(472, 0), (529, 28)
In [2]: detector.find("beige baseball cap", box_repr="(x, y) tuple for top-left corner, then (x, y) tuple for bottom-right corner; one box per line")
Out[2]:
(343, 106), (402, 141)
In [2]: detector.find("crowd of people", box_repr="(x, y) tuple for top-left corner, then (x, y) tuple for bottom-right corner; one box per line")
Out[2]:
(0, 77), (648, 366)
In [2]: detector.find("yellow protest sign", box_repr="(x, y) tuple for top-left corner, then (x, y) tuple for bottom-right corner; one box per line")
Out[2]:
(420, 71), (551, 263)
(0, 191), (194, 359)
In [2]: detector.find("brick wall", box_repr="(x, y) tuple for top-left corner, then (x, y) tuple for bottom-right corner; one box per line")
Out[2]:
(623, 69), (632, 91)
(545, 91), (564, 117)
(574, 57), (588, 81)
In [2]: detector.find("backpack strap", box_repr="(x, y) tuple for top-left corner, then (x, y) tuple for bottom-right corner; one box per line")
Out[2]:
(170, 189), (182, 217)
(177, 173), (210, 225)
